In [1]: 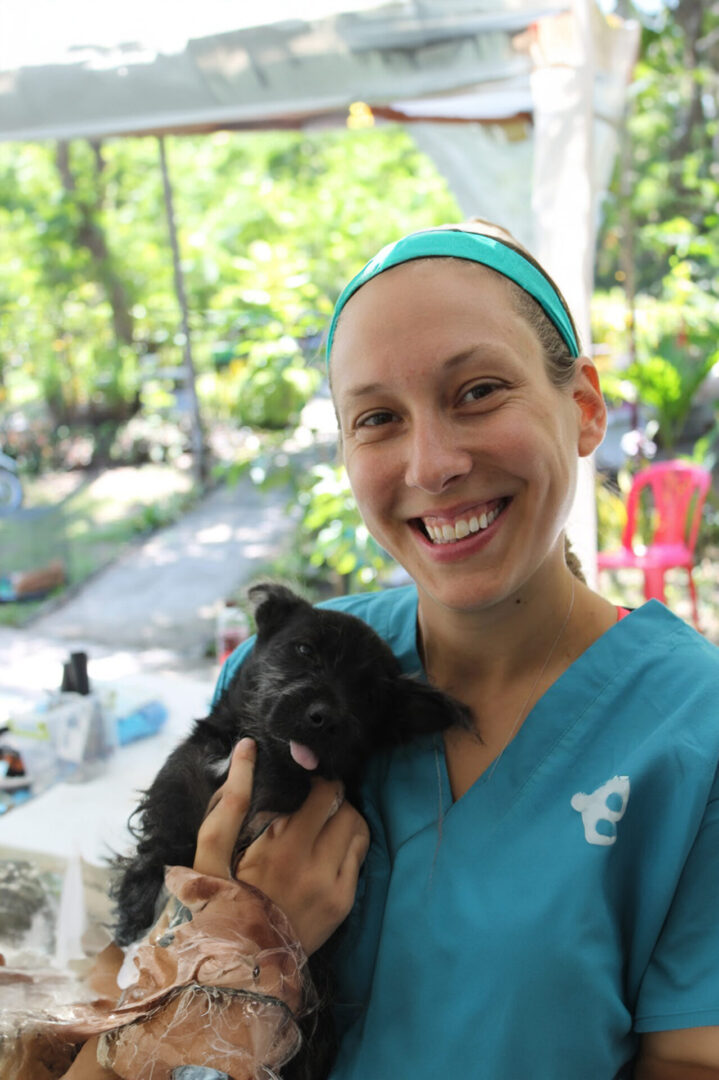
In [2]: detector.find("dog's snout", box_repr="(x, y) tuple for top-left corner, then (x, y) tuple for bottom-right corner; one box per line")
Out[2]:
(306, 703), (335, 729)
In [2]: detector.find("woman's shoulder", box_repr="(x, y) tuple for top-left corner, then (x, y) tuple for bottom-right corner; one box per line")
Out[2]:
(606, 601), (719, 762)
(623, 600), (719, 669)
(317, 584), (417, 626)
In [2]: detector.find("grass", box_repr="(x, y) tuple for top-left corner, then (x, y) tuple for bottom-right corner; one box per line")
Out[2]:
(0, 465), (196, 627)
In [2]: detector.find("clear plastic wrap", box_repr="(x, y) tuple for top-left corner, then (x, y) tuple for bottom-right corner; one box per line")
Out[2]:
(99, 984), (302, 1079)
(0, 867), (313, 1080)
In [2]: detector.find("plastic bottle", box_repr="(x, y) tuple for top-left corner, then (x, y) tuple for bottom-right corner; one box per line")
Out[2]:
(215, 601), (250, 666)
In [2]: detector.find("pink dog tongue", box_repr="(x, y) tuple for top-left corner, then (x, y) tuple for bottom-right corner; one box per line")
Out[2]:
(289, 740), (319, 771)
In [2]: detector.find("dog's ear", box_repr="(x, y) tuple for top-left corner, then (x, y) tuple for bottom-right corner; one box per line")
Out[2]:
(388, 676), (476, 744)
(248, 583), (311, 639)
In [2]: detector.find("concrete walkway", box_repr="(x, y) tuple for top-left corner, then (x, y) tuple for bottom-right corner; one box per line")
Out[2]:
(0, 470), (300, 719)
(0, 468), (310, 868)
(33, 473), (295, 660)
(0, 394), (340, 716)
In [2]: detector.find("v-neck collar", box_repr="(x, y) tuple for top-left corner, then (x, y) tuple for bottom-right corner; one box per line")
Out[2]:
(403, 597), (688, 823)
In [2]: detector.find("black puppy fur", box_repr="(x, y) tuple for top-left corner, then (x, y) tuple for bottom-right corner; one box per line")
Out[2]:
(111, 583), (472, 1078)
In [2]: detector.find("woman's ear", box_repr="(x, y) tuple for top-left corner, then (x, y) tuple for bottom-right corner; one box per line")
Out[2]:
(572, 358), (607, 458)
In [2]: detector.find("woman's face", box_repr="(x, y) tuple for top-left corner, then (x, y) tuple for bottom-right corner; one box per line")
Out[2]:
(330, 258), (605, 613)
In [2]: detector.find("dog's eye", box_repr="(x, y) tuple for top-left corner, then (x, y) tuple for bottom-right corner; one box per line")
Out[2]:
(295, 642), (315, 659)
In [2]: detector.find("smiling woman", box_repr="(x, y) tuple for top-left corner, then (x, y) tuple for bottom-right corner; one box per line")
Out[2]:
(174, 221), (719, 1080)
(48, 220), (719, 1080)
(313, 221), (719, 1080)
(330, 252), (600, 615)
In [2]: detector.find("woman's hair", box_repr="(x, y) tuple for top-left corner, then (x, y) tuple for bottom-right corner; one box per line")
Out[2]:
(328, 218), (581, 390)
(463, 218), (579, 389)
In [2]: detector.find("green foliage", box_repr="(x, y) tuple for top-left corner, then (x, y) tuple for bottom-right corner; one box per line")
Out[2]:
(0, 141), (143, 426)
(596, 466), (666, 553)
(684, 418), (719, 473)
(593, 1), (719, 457)
(623, 332), (718, 451)
(127, 489), (198, 535)
(296, 464), (395, 591)
(224, 449), (397, 595)
(0, 123), (459, 592)
(592, 272), (718, 451)
(1, 125), (458, 460)
(597, 1), (719, 297)
(232, 339), (321, 430)
(595, 473), (628, 551)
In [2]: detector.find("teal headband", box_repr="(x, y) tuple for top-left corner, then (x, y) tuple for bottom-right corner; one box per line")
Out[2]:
(326, 227), (580, 363)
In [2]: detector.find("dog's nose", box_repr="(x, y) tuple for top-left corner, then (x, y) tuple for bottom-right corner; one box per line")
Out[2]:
(306, 703), (335, 729)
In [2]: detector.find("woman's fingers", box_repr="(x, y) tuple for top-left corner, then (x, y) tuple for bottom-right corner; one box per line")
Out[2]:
(193, 737), (256, 878)
(193, 751), (370, 955)
(267, 777), (345, 848)
(314, 794), (370, 867)
(238, 778), (370, 955)
(336, 813), (371, 885)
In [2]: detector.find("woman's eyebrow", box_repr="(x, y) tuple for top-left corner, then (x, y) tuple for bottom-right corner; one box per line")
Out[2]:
(342, 380), (386, 401)
(340, 346), (505, 401)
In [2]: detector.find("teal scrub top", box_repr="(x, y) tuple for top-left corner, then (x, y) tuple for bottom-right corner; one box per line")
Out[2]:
(216, 590), (719, 1080)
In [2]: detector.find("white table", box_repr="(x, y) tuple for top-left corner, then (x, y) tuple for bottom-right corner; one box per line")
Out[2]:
(0, 671), (214, 865)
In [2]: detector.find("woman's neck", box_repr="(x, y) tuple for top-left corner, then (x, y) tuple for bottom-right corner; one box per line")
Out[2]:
(418, 567), (618, 798)
(416, 567), (614, 703)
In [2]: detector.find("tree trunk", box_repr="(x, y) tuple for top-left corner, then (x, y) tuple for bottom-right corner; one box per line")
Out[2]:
(55, 140), (135, 347)
(157, 136), (206, 487)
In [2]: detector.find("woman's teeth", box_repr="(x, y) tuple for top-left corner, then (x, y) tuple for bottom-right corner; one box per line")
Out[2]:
(422, 503), (504, 545)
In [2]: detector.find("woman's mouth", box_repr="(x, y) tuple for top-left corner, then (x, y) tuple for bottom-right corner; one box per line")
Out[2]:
(413, 497), (510, 545)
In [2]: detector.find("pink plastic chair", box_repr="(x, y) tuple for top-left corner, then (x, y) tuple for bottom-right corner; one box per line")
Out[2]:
(597, 460), (712, 630)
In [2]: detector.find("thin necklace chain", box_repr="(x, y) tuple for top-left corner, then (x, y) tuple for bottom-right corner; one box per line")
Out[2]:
(483, 574), (576, 783)
(427, 575), (577, 797)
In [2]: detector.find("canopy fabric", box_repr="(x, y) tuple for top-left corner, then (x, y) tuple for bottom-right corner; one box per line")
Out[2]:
(0, 0), (639, 575)
(0, 1), (633, 145)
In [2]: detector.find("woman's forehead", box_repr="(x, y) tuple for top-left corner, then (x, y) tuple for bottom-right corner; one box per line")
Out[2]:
(330, 260), (529, 378)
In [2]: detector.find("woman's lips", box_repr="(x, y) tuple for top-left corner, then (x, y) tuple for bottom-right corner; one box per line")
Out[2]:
(414, 497), (510, 545)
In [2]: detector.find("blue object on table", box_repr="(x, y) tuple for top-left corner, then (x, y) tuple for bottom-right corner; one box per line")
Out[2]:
(115, 700), (168, 745)
(171, 1068), (234, 1079)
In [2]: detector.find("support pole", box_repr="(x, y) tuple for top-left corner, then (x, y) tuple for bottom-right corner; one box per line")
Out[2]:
(530, 0), (598, 583)
(158, 135), (206, 488)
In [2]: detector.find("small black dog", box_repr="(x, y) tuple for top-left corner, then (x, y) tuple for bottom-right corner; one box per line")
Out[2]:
(112, 583), (472, 1077)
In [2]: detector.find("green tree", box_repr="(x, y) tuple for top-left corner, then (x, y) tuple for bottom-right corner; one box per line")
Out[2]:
(0, 140), (146, 427)
(594, 0), (719, 453)
(1, 126), (458, 437)
(597, 0), (719, 297)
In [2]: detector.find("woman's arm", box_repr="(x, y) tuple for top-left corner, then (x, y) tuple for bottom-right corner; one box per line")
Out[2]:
(59, 738), (369, 1080)
(60, 1037), (118, 1079)
(635, 1028), (719, 1079)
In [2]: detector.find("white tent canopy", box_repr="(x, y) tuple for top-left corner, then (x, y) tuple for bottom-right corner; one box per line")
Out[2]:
(0, 0), (639, 573)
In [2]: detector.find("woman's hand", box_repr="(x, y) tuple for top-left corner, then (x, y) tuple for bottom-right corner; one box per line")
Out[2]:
(194, 737), (370, 955)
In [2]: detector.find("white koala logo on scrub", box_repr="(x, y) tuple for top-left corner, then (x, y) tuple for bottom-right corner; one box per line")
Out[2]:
(571, 776), (630, 846)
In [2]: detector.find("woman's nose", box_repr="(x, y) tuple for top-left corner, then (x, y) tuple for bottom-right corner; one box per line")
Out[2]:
(404, 419), (473, 494)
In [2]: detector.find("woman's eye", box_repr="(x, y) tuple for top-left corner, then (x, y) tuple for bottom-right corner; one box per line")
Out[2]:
(357, 410), (394, 428)
(460, 382), (499, 404)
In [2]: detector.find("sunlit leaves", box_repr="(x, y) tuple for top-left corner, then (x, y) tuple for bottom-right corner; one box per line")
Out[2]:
(299, 464), (394, 590)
